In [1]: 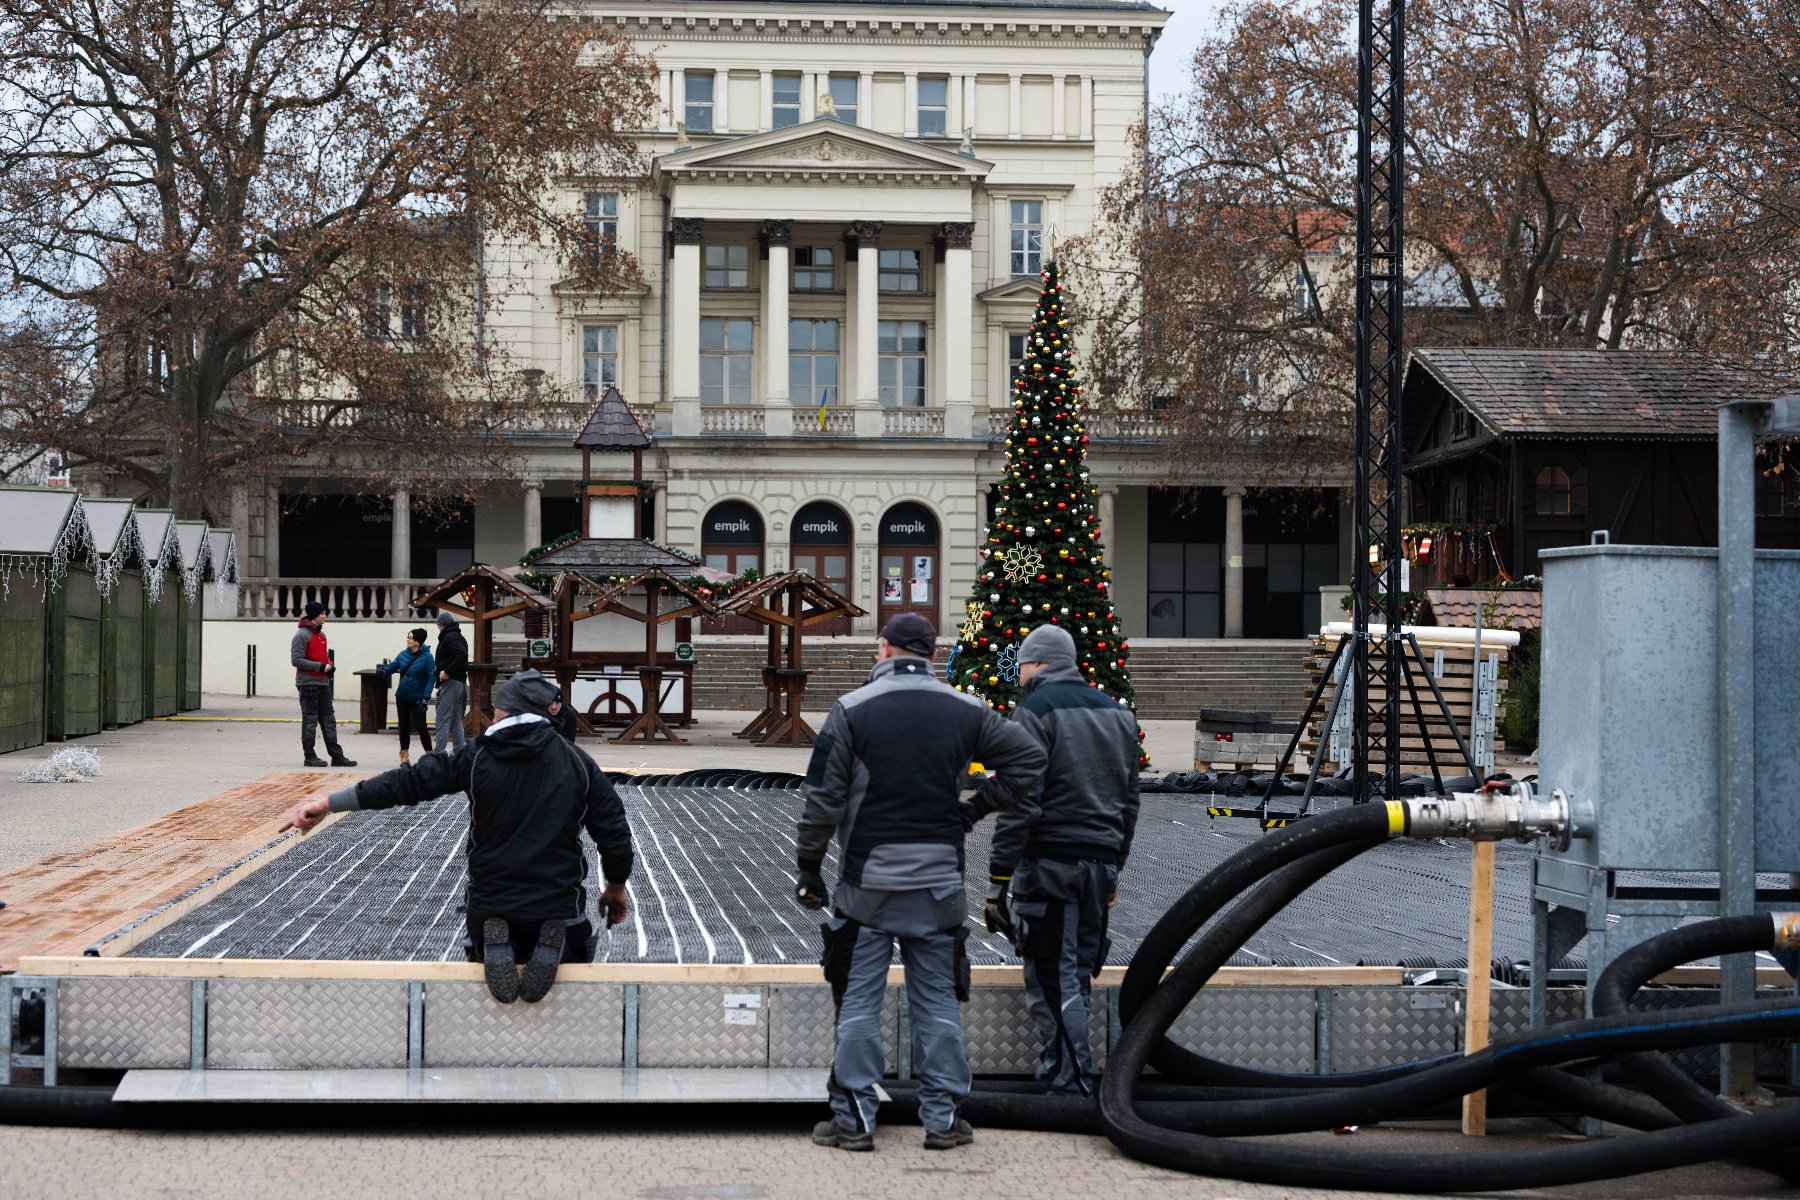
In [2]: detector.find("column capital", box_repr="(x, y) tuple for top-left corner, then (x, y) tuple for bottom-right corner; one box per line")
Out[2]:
(1222, 485), (1248, 498)
(759, 219), (793, 257)
(847, 219), (884, 257)
(522, 478), (544, 493)
(670, 216), (705, 246)
(940, 221), (974, 251)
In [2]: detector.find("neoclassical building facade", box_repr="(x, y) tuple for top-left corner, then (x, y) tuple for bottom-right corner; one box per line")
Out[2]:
(241, 0), (1352, 639)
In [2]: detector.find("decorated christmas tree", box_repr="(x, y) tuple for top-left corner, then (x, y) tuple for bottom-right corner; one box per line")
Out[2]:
(947, 261), (1143, 761)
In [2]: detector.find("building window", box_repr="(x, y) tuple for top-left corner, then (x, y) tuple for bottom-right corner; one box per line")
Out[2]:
(1007, 331), (1028, 391)
(583, 191), (618, 250)
(581, 325), (618, 403)
(704, 244), (750, 289)
(700, 318), (753, 405)
(827, 75), (857, 125)
(789, 319), (839, 406)
(878, 320), (926, 407)
(1452, 405), (1474, 441)
(917, 77), (948, 136)
(364, 282), (391, 340)
(1293, 267), (1316, 317)
(772, 73), (802, 128)
(1534, 465), (1580, 516)
(878, 248), (923, 292)
(1009, 200), (1044, 278)
(684, 72), (715, 133)
(793, 246), (835, 291)
(399, 286), (427, 341)
(1756, 466), (1793, 517)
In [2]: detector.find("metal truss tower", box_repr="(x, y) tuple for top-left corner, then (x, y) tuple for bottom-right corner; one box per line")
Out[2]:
(1353, 0), (1406, 803)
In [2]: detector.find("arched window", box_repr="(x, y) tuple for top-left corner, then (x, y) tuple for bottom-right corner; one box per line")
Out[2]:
(1534, 466), (1575, 516)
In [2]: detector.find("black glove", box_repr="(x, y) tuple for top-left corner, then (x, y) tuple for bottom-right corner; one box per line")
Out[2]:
(957, 798), (981, 834)
(795, 860), (828, 911)
(982, 875), (1013, 936)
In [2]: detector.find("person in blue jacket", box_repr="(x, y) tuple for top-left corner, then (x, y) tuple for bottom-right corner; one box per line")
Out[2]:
(382, 627), (436, 763)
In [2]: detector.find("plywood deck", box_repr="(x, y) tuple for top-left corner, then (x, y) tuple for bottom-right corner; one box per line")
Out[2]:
(0, 771), (351, 971)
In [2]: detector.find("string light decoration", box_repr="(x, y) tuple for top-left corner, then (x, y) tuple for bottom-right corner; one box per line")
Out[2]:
(210, 534), (240, 600)
(0, 492), (98, 601)
(945, 261), (1145, 764)
(90, 503), (146, 601)
(138, 515), (180, 608)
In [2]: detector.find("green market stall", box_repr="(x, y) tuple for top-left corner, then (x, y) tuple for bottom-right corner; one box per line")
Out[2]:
(0, 487), (97, 753)
(136, 510), (183, 720)
(85, 498), (149, 729)
(173, 521), (213, 712)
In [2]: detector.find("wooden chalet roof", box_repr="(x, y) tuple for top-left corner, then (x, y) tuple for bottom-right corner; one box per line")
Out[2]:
(1419, 587), (1541, 633)
(527, 537), (699, 576)
(714, 570), (866, 622)
(1405, 349), (1780, 441)
(413, 563), (553, 613)
(574, 384), (651, 450)
(572, 567), (719, 620)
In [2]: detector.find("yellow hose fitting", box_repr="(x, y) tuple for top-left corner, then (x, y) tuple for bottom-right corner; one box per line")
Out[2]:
(1774, 913), (1800, 951)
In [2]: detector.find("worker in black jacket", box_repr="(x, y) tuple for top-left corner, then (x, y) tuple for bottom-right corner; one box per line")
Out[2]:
(432, 611), (470, 754)
(963, 623), (1140, 1097)
(280, 669), (631, 1004)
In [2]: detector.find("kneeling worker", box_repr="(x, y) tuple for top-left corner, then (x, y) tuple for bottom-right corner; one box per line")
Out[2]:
(795, 612), (1047, 1153)
(963, 623), (1140, 1097)
(280, 669), (632, 1004)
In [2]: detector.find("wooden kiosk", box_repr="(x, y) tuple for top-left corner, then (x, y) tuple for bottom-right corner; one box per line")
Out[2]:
(715, 570), (864, 746)
(411, 564), (552, 735)
(557, 567), (719, 744)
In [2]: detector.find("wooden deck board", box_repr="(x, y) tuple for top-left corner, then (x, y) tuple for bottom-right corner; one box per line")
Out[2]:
(0, 772), (354, 972)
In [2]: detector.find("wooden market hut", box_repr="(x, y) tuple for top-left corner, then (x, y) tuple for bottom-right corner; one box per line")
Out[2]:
(135, 510), (183, 719)
(173, 521), (214, 711)
(0, 487), (96, 753)
(553, 564), (718, 743)
(714, 570), (865, 746)
(411, 564), (553, 735)
(78, 498), (150, 732)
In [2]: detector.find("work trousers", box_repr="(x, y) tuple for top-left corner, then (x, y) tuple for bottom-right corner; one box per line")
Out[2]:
(1014, 857), (1116, 1097)
(823, 915), (970, 1136)
(297, 685), (344, 760)
(434, 680), (468, 753)
(395, 699), (430, 754)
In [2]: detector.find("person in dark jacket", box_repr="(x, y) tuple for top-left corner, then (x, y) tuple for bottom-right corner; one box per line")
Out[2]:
(433, 611), (470, 754)
(963, 622), (1141, 1097)
(290, 601), (356, 768)
(796, 612), (1047, 1153)
(382, 628), (436, 764)
(279, 669), (632, 1004)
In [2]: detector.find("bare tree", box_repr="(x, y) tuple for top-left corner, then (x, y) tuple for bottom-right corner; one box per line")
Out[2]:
(0, 0), (657, 518)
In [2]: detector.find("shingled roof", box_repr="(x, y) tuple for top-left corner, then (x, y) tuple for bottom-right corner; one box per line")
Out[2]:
(527, 537), (700, 576)
(1406, 348), (1779, 441)
(574, 384), (651, 450)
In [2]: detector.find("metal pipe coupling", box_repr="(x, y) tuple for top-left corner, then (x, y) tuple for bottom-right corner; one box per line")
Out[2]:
(1403, 781), (1592, 851)
(1773, 912), (1800, 952)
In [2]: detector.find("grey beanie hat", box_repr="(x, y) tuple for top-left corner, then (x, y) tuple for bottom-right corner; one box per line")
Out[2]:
(1018, 623), (1078, 669)
(435, 611), (456, 628)
(494, 668), (559, 717)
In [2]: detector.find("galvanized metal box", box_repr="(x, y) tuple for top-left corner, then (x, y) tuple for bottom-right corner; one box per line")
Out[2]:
(1538, 545), (1800, 872)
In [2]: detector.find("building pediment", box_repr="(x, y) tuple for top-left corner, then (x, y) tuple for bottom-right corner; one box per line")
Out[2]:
(978, 277), (1045, 306)
(655, 121), (993, 188)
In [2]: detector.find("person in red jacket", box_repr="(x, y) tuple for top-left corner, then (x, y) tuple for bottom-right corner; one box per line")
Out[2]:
(290, 601), (356, 768)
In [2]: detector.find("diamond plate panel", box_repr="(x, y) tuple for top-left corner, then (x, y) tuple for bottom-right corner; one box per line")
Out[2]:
(1489, 988), (1586, 1042)
(59, 978), (190, 1069)
(638, 985), (768, 1067)
(1166, 988), (1316, 1074)
(766, 985), (899, 1071)
(962, 987), (1040, 1074)
(1630, 987), (1789, 1080)
(1331, 988), (1461, 1074)
(423, 982), (622, 1068)
(207, 980), (407, 1069)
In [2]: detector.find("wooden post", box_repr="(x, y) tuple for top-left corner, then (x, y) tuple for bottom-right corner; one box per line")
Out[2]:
(1462, 838), (1497, 1135)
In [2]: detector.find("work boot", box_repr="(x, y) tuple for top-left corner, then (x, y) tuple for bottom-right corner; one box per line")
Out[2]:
(329, 754), (357, 767)
(399, 749), (409, 765)
(812, 1120), (874, 1152)
(481, 918), (519, 1004)
(303, 756), (329, 768)
(922, 1119), (975, 1150)
(518, 920), (565, 1003)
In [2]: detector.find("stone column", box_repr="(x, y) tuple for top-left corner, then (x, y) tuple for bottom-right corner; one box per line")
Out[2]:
(761, 219), (793, 426)
(1098, 484), (1117, 546)
(1223, 486), (1246, 638)
(230, 485), (253, 577)
(671, 69), (685, 130)
(669, 217), (704, 436)
(264, 483), (282, 578)
(858, 71), (873, 126)
(714, 69), (730, 133)
(759, 70), (773, 131)
(1008, 72), (1022, 139)
(802, 72), (817, 122)
(1079, 76), (1093, 139)
(904, 71), (919, 138)
(658, 70), (672, 130)
(391, 488), (412, 580)
(940, 221), (974, 439)
(1053, 75), (1067, 140)
(851, 221), (883, 430)
(522, 479), (543, 554)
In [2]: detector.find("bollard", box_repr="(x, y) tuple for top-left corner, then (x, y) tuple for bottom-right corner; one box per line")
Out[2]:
(246, 644), (257, 698)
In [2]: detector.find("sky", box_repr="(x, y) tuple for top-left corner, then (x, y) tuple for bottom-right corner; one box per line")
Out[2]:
(1146, 0), (1231, 104)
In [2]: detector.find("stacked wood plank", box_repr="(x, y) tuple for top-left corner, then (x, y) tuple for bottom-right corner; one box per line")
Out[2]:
(1299, 631), (1509, 773)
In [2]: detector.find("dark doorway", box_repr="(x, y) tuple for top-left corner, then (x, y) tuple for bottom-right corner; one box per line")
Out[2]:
(790, 500), (854, 635)
(877, 501), (940, 629)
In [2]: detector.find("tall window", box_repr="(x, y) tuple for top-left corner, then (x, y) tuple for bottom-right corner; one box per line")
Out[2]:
(793, 246), (835, 290)
(583, 191), (618, 246)
(772, 73), (802, 128)
(581, 325), (618, 402)
(1293, 266), (1316, 317)
(1007, 331), (1029, 390)
(827, 75), (857, 125)
(684, 72), (715, 133)
(878, 248), (923, 292)
(700, 318), (753, 405)
(399, 286), (427, 341)
(917, 77), (948, 136)
(1009, 200), (1044, 278)
(704, 244), (750, 288)
(789, 319), (839, 406)
(878, 320), (926, 407)
(364, 282), (391, 340)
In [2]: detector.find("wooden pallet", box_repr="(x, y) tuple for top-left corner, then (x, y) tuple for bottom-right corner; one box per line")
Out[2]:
(1300, 634), (1510, 772)
(0, 772), (350, 972)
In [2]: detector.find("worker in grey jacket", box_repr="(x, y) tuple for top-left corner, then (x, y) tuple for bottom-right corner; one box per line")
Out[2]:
(795, 612), (1047, 1153)
(963, 622), (1140, 1096)
(290, 600), (355, 768)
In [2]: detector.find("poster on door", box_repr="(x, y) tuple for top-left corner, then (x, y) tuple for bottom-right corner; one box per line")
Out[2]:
(912, 555), (932, 580)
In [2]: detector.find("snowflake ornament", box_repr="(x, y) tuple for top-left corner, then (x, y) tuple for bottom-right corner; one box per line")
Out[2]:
(995, 643), (1021, 683)
(1001, 546), (1044, 582)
